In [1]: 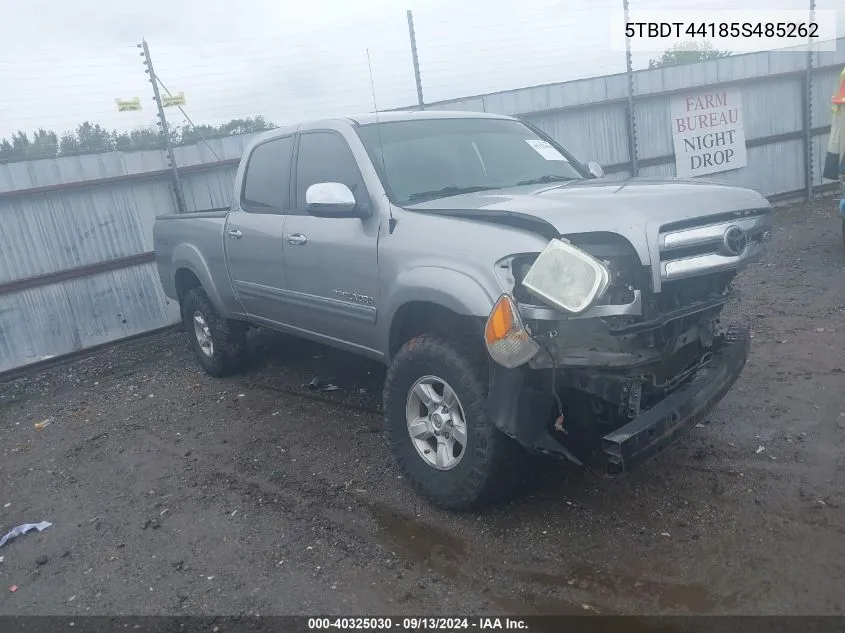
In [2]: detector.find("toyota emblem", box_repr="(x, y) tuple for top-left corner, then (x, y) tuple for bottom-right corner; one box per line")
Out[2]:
(722, 226), (747, 256)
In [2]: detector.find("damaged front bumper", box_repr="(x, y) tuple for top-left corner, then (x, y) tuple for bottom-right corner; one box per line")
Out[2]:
(601, 325), (749, 472)
(486, 325), (750, 472)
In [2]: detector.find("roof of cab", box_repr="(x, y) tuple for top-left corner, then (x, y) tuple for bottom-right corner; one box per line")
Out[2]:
(339, 110), (514, 126)
(245, 110), (516, 148)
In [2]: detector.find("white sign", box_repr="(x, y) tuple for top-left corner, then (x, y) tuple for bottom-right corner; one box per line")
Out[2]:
(525, 139), (568, 161)
(115, 97), (141, 112)
(162, 92), (186, 107)
(670, 88), (747, 178)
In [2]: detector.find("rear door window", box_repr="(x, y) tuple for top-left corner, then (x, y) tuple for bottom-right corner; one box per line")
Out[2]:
(241, 135), (295, 212)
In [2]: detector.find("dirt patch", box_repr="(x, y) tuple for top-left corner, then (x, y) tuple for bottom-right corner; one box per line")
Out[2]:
(1, 197), (844, 616)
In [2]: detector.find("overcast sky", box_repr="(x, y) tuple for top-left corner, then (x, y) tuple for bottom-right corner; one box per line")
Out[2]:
(0, 0), (842, 140)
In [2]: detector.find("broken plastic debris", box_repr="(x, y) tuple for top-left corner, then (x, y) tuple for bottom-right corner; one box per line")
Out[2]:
(34, 419), (52, 429)
(0, 522), (52, 549)
(660, 532), (671, 537)
(756, 445), (766, 454)
(9, 585), (18, 593)
(320, 384), (340, 392)
(695, 423), (706, 428)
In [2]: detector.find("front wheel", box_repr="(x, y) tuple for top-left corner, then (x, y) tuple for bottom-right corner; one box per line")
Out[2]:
(180, 287), (247, 377)
(383, 334), (526, 510)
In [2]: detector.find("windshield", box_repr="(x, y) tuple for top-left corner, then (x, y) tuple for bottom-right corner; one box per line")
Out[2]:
(354, 117), (586, 205)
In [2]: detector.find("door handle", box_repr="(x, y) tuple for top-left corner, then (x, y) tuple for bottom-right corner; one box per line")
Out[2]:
(227, 228), (242, 239)
(287, 233), (308, 245)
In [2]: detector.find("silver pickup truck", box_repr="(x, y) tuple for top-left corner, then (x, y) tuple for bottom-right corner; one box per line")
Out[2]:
(154, 110), (772, 510)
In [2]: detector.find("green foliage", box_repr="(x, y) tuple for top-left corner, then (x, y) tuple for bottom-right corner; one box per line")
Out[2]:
(0, 116), (275, 164)
(648, 41), (731, 69)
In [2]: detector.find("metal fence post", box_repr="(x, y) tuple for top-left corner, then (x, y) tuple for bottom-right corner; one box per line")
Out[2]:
(139, 39), (187, 214)
(803, 0), (816, 200)
(623, 0), (639, 176)
(406, 10), (425, 109)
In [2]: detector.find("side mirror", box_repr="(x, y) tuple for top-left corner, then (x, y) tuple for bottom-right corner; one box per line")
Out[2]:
(587, 161), (604, 179)
(305, 182), (368, 218)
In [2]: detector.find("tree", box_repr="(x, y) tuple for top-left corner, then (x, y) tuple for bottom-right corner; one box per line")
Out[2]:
(0, 114), (276, 164)
(32, 129), (59, 159)
(176, 116), (274, 145)
(74, 121), (115, 154)
(648, 41), (731, 69)
(58, 132), (80, 156)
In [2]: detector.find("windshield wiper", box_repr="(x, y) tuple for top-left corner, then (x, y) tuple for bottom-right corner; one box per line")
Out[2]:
(406, 185), (499, 203)
(515, 175), (577, 186)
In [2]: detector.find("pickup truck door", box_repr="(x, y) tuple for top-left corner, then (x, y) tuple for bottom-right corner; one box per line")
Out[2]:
(280, 129), (381, 354)
(224, 134), (295, 323)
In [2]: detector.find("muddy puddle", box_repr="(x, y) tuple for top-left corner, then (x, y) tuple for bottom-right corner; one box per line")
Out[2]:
(367, 499), (729, 616)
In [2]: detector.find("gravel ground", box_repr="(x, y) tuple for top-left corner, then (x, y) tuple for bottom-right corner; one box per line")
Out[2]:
(1, 197), (844, 617)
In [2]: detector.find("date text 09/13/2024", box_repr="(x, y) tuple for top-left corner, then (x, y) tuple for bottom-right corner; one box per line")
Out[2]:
(307, 617), (528, 630)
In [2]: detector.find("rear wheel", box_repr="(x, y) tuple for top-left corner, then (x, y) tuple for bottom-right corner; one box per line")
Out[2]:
(181, 287), (247, 377)
(383, 333), (526, 510)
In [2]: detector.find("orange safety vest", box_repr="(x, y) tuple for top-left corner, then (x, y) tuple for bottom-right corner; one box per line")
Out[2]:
(833, 67), (845, 107)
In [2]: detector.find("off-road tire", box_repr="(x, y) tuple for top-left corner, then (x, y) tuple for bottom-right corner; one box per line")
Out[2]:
(181, 287), (247, 377)
(383, 333), (527, 510)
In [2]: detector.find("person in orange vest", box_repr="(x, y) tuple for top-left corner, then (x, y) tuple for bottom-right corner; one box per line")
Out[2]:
(822, 66), (845, 235)
(823, 66), (845, 182)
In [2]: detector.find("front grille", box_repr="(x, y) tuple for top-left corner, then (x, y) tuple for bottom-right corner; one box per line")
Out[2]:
(658, 208), (772, 283)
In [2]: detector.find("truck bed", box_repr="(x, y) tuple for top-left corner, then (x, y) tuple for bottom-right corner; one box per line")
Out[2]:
(153, 208), (232, 310)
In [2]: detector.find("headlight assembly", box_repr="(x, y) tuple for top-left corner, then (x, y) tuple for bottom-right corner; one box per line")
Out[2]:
(519, 239), (611, 314)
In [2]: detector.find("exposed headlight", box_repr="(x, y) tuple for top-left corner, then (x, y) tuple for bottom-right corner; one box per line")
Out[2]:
(519, 239), (611, 314)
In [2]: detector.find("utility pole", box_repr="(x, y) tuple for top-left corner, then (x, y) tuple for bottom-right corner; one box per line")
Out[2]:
(803, 0), (816, 200)
(406, 10), (425, 109)
(622, 0), (638, 177)
(139, 39), (187, 214)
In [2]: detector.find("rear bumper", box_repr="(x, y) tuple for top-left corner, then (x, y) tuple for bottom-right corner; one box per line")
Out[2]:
(601, 325), (749, 473)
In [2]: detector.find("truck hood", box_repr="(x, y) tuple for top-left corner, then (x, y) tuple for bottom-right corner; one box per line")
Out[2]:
(403, 176), (770, 268)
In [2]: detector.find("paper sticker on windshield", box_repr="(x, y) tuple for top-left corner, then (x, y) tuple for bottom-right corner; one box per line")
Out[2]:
(525, 139), (568, 161)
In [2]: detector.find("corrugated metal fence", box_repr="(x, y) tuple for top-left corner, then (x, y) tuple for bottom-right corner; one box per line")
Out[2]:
(1, 41), (844, 373)
(0, 134), (258, 372)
